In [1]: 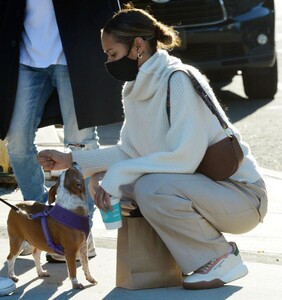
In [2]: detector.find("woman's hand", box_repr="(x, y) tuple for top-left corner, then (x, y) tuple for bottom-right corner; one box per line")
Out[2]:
(94, 186), (112, 212)
(38, 150), (73, 170)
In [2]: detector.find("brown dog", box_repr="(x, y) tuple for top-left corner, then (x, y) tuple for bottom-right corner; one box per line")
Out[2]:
(6, 164), (97, 289)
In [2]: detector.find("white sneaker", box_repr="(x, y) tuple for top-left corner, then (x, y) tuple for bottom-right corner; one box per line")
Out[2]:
(46, 232), (97, 263)
(0, 277), (16, 296)
(183, 242), (248, 290)
(19, 242), (33, 256)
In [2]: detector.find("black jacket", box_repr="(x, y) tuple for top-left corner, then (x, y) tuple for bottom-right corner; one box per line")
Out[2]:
(0, 0), (123, 140)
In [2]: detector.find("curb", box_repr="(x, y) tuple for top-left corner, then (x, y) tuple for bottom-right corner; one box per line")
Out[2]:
(240, 250), (282, 266)
(260, 168), (282, 180)
(0, 228), (281, 266)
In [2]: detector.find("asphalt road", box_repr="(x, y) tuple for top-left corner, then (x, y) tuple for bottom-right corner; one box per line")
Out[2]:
(211, 0), (282, 172)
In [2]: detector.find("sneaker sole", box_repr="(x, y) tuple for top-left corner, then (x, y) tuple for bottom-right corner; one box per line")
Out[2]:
(46, 254), (66, 264)
(46, 253), (97, 264)
(19, 250), (33, 256)
(183, 263), (248, 290)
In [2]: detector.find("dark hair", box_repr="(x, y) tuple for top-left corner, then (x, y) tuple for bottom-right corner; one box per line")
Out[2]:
(102, 3), (181, 53)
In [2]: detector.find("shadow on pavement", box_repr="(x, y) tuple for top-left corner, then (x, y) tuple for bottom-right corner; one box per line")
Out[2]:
(214, 89), (273, 124)
(0, 256), (86, 299)
(102, 285), (243, 300)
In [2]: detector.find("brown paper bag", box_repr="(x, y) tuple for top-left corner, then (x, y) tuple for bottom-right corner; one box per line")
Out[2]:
(116, 217), (183, 290)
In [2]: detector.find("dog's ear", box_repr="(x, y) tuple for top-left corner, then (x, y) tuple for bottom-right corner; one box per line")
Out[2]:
(48, 180), (60, 204)
(64, 168), (86, 198)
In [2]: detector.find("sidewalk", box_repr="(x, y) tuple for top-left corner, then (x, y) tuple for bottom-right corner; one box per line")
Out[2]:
(0, 125), (282, 299)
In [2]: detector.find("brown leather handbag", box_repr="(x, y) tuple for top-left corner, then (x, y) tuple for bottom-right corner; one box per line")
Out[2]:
(167, 70), (244, 181)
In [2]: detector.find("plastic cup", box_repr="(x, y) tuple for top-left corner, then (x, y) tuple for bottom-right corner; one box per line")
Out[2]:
(100, 197), (122, 230)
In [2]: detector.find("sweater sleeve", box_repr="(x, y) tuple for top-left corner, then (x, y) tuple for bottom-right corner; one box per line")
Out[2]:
(71, 145), (129, 178)
(100, 72), (214, 198)
(71, 120), (140, 178)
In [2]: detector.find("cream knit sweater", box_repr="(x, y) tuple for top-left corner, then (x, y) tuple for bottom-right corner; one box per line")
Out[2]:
(73, 50), (262, 198)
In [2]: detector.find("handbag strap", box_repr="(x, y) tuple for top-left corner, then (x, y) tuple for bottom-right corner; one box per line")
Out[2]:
(167, 69), (230, 131)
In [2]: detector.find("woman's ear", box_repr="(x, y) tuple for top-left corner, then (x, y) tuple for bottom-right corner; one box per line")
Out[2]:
(134, 37), (146, 53)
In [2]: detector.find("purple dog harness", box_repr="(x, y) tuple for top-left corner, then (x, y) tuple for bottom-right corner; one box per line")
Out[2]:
(31, 204), (90, 255)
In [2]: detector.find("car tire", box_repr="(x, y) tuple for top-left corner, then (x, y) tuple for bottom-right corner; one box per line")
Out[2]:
(242, 57), (278, 99)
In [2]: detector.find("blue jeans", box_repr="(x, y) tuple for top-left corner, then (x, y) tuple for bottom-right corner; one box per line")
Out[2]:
(6, 64), (98, 226)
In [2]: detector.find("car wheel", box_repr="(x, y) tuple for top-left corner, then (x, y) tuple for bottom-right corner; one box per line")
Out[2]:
(242, 58), (278, 100)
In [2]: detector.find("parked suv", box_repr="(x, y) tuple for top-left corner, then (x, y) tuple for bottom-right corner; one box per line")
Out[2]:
(120, 0), (277, 100)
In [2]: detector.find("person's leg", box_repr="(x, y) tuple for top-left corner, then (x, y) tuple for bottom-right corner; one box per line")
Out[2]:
(45, 65), (97, 263)
(52, 65), (98, 227)
(6, 64), (53, 202)
(52, 65), (99, 150)
(133, 173), (265, 274)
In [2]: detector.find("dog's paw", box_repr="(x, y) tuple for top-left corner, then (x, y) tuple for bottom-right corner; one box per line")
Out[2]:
(38, 270), (50, 278)
(86, 276), (98, 285)
(72, 283), (85, 289)
(71, 278), (84, 289)
(9, 276), (19, 283)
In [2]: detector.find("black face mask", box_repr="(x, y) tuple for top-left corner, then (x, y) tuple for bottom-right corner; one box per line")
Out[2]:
(105, 47), (139, 82)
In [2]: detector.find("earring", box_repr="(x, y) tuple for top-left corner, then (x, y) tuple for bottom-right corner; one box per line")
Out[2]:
(137, 53), (143, 59)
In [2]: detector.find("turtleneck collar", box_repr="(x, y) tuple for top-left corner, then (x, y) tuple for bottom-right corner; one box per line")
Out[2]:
(122, 50), (184, 102)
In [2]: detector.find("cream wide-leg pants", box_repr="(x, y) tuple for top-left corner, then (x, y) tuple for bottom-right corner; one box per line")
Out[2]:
(90, 173), (267, 274)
